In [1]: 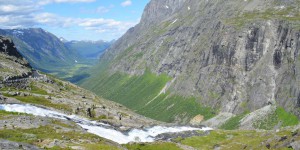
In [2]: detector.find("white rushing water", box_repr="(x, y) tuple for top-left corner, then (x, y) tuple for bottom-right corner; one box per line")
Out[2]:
(0, 104), (213, 144)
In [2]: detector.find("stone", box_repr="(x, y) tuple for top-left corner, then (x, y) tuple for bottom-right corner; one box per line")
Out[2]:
(278, 135), (288, 142)
(8, 91), (18, 96)
(190, 114), (204, 125)
(266, 143), (271, 149)
(290, 141), (300, 150)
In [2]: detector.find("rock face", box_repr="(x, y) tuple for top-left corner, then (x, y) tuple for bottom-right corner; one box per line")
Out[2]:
(0, 140), (41, 150)
(0, 36), (32, 81)
(84, 0), (300, 122)
(0, 36), (22, 58)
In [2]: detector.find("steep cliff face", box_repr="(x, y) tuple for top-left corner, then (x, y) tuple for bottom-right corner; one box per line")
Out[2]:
(84, 0), (300, 124)
(0, 36), (22, 59)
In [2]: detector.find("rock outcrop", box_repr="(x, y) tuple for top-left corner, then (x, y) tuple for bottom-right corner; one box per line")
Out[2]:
(0, 36), (22, 58)
(0, 36), (32, 82)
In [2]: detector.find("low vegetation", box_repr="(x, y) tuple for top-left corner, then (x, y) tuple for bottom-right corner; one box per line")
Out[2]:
(0, 125), (120, 150)
(253, 107), (299, 130)
(178, 129), (299, 150)
(125, 142), (182, 150)
(3, 94), (72, 112)
(0, 110), (30, 119)
(226, 6), (300, 28)
(220, 112), (248, 130)
(84, 69), (215, 122)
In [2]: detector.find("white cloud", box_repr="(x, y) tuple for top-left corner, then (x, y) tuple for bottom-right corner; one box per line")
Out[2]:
(96, 6), (110, 14)
(0, 0), (137, 40)
(121, 0), (132, 7)
(52, 0), (95, 2)
(38, 0), (95, 5)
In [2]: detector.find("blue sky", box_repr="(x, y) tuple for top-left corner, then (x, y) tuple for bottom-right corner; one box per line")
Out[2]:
(0, 0), (150, 41)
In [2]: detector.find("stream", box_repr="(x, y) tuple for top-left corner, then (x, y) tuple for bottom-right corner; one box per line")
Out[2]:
(0, 104), (212, 144)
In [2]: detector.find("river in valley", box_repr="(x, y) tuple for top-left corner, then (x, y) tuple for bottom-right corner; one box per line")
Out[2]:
(0, 104), (212, 144)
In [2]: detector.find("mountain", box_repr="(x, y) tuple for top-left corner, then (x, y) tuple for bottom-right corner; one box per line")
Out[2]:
(0, 28), (81, 73)
(65, 40), (113, 59)
(0, 35), (160, 149)
(0, 35), (300, 150)
(82, 0), (300, 128)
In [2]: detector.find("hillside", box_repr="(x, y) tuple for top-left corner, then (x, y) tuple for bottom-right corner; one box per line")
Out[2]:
(0, 28), (101, 82)
(82, 0), (300, 128)
(0, 35), (164, 149)
(0, 28), (80, 72)
(1, 25), (300, 150)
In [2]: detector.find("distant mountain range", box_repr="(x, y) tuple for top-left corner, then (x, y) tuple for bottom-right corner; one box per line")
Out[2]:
(65, 40), (114, 59)
(0, 28), (112, 82)
(0, 28), (79, 72)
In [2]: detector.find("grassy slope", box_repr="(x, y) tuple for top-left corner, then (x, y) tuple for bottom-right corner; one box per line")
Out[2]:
(178, 129), (298, 150)
(82, 61), (215, 122)
(125, 142), (182, 150)
(253, 107), (299, 130)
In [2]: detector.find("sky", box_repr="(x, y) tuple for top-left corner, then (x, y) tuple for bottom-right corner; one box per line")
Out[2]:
(0, 0), (150, 41)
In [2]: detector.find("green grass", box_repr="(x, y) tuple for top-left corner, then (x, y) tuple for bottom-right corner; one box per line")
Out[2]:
(0, 110), (30, 119)
(180, 131), (227, 149)
(125, 142), (181, 150)
(3, 94), (72, 112)
(83, 144), (121, 150)
(220, 112), (248, 130)
(138, 94), (215, 122)
(51, 120), (75, 128)
(253, 107), (299, 130)
(0, 126), (99, 144)
(30, 83), (48, 95)
(0, 125), (120, 149)
(180, 130), (295, 150)
(0, 83), (48, 95)
(83, 69), (215, 122)
(276, 107), (299, 127)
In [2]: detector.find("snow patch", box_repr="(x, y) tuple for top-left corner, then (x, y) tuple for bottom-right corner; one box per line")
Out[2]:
(12, 30), (24, 36)
(165, 5), (169, 9)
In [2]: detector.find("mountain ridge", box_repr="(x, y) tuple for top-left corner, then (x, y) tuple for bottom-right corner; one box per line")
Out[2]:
(82, 0), (300, 127)
(0, 28), (80, 72)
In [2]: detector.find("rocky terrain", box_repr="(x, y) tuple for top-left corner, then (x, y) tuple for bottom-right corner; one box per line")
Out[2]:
(82, 0), (300, 129)
(0, 36), (32, 82)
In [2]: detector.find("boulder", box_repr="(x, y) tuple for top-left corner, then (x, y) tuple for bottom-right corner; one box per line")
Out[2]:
(190, 114), (204, 125)
(8, 91), (18, 96)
